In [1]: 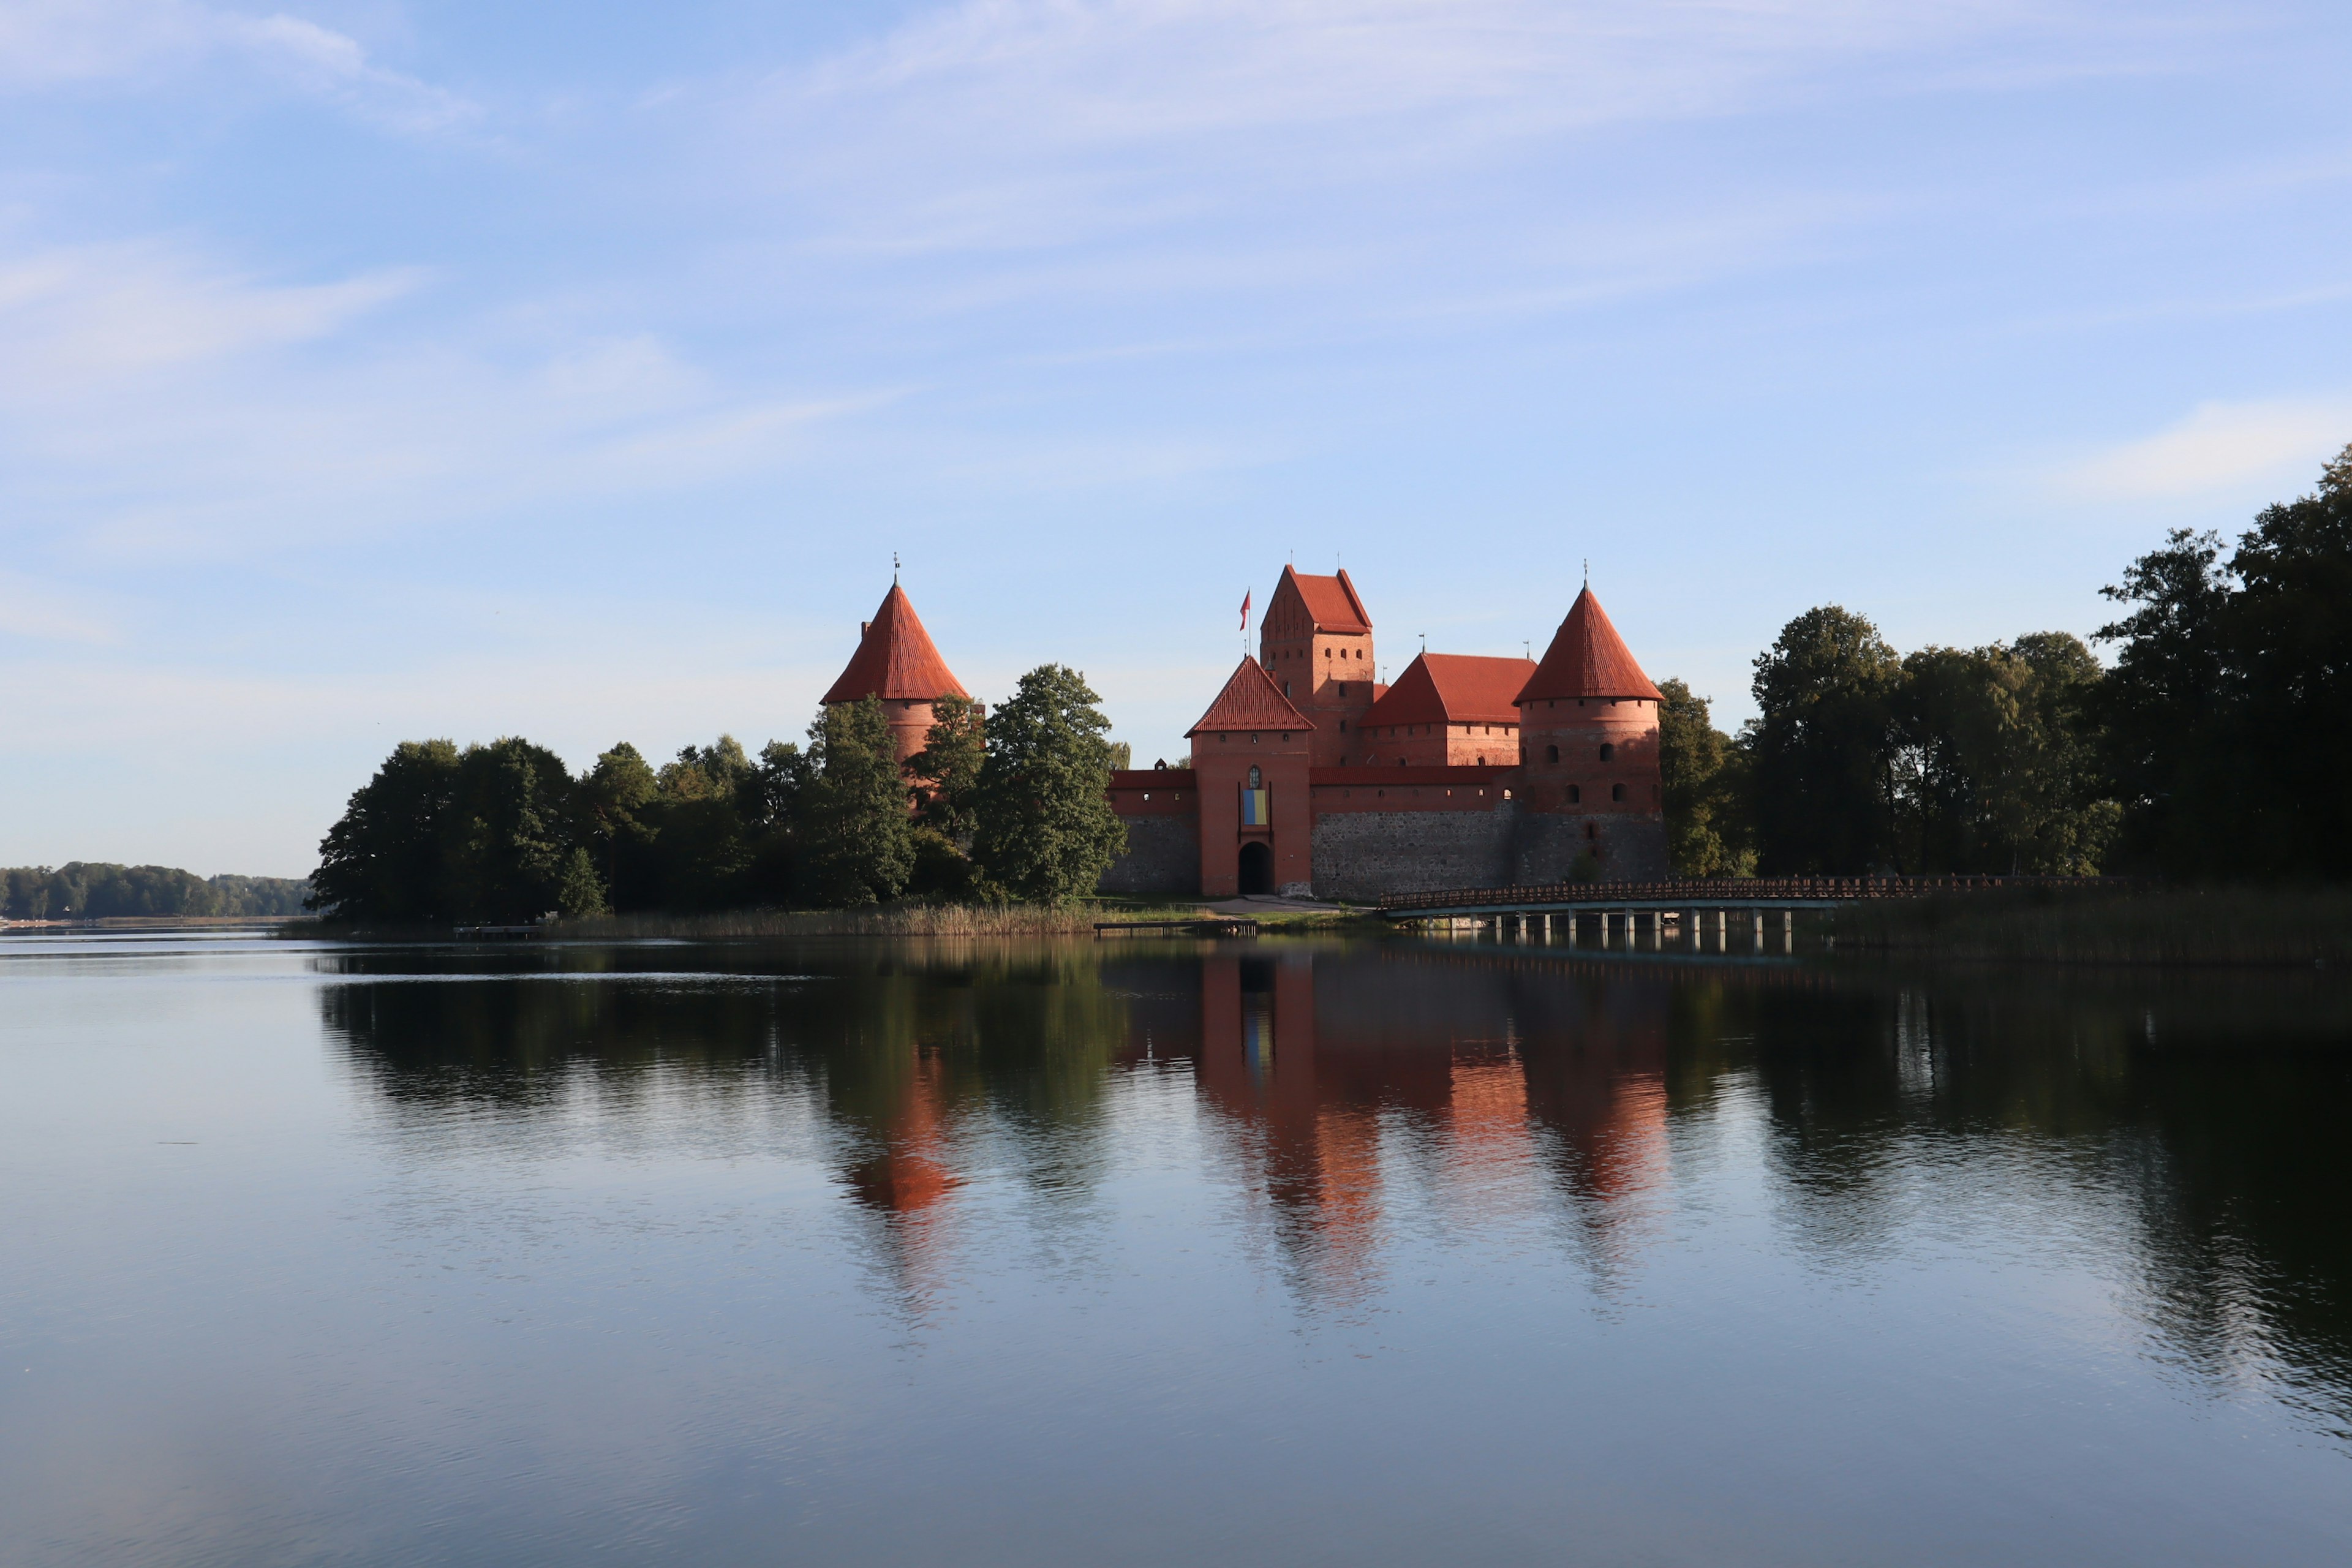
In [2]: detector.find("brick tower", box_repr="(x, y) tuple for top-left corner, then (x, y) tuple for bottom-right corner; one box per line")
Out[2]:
(1256, 566), (1377, 767)
(1513, 586), (1668, 877)
(821, 581), (972, 767)
(1186, 657), (1314, 898)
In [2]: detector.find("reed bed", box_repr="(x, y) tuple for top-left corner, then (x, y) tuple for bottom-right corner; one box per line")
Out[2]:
(1830, 885), (2352, 967)
(556, 901), (1219, 940)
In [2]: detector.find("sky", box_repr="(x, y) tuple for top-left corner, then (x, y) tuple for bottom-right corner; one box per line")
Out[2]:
(4, 0), (2350, 878)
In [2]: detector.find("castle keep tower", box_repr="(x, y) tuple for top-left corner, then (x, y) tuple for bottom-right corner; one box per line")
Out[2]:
(1513, 586), (1665, 875)
(821, 582), (971, 767)
(1256, 567), (1377, 767)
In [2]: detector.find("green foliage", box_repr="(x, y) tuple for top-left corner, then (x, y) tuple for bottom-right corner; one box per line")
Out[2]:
(970, 665), (1128, 906)
(1, 864), (311, 919)
(907, 826), (979, 900)
(554, 847), (609, 917)
(310, 739), (464, 920)
(908, 694), (986, 841)
(798, 698), (914, 906)
(446, 737), (588, 922)
(1897, 635), (2118, 874)
(582, 741), (660, 895)
(1656, 679), (1753, 876)
(1749, 606), (1905, 874)
(2098, 442), (2352, 877)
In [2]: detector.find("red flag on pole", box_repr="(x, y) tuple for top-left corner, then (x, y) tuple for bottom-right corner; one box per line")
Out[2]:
(1239, 590), (1251, 633)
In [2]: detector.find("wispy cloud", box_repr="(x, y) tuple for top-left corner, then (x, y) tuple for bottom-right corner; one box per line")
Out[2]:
(734, 0), (2195, 252)
(0, 239), (892, 559)
(0, 1), (477, 132)
(0, 568), (113, 643)
(2054, 396), (2352, 501)
(0, 241), (422, 383)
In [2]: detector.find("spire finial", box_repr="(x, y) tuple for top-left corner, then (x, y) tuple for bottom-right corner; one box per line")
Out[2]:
(893, 551), (900, 584)
(1583, 557), (1589, 588)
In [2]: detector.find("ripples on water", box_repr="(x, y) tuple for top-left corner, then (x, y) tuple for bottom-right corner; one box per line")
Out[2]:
(1, 932), (2347, 1566)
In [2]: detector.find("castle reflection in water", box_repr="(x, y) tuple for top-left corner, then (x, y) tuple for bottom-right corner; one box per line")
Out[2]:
(315, 938), (2352, 1431)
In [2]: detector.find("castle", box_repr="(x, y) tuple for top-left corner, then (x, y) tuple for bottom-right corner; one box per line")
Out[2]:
(821, 567), (1668, 900)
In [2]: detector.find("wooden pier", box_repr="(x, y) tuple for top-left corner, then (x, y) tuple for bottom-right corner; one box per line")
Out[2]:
(1379, 876), (2143, 954)
(1095, 917), (1261, 939)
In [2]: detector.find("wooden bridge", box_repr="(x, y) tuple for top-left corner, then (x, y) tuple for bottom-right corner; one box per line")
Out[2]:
(1378, 875), (2138, 953)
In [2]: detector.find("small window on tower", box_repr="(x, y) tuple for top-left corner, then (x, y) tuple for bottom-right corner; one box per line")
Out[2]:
(1611, 783), (1626, 802)
(1567, 784), (1581, 804)
(1599, 742), (1615, 762)
(1545, 744), (1559, 763)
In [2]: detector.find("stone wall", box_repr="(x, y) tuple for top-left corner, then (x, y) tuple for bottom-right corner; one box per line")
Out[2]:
(1098, 815), (1200, 895)
(1511, 812), (1670, 884)
(1310, 806), (1520, 900)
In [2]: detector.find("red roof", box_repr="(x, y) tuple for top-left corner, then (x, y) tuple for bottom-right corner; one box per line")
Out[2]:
(1359, 652), (1537, 729)
(821, 582), (971, 705)
(1515, 587), (1660, 704)
(1186, 657), (1311, 736)
(1273, 565), (1371, 635)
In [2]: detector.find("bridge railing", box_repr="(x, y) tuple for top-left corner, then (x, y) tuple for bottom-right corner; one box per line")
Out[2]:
(1377, 875), (2146, 913)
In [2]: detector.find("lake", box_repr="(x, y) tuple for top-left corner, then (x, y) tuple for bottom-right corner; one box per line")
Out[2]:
(2, 930), (2347, 1566)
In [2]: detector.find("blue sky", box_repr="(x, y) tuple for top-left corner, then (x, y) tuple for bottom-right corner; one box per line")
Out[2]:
(4, 0), (2350, 876)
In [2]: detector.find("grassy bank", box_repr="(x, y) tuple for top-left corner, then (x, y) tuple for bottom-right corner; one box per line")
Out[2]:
(1829, 885), (2352, 967)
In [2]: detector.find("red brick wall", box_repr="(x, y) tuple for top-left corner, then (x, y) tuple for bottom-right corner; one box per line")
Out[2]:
(1512, 695), (1665, 834)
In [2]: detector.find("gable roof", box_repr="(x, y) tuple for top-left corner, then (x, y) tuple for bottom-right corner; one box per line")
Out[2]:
(821, 582), (971, 704)
(1360, 652), (1537, 729)
(1268, 565), (1372, 636)
(1515, 586), (1661, 704)
(1186, 657), (1311, 736)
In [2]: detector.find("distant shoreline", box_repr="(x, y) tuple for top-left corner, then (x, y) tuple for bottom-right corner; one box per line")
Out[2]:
(1, 914), (308, 932)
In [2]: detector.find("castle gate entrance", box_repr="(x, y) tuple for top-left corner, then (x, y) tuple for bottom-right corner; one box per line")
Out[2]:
(1238, 842), (1273, 896)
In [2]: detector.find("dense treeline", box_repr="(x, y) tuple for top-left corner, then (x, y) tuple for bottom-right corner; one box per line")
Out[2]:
(1659, 443), (2352, 879)
(2, 864), (311, 920)
(310, 665), (1128, 924)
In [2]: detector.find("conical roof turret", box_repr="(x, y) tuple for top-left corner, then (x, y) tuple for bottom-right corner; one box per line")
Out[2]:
(822, 582), (971, 704)
(1515, 586), (1661, 704)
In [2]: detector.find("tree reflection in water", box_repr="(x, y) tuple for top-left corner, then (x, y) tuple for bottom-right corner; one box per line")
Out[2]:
(318, 938), (2352, 1438)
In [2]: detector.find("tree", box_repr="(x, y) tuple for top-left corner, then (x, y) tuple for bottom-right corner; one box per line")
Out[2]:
(2097, 442), (2352, 877)
(310, 739), (463, 921)
(582, 742), (660, 899)
(446, 737), (592, 921)
(1898, 637), (2116, 874)
(2222, 447), (2352, 875)
(970, 665), (1127, 905)
(2095, 530), (2233, 873)
(1656, 679), (1752, 876)
(908, 694), (986, 841)
(797, 698), (914, 905)
(1750, 607), (1904, 874)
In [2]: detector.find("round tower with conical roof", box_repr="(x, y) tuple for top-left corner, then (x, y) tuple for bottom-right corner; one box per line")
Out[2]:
(822, 581), (973, 767)
(1512, 586), (1668, 879)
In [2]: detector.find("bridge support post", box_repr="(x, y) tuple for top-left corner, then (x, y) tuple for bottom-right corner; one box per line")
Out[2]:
(1782, 909), (1793, 953)
(1599, 911), (1611, 949)
(1752, 911), (1765, 951)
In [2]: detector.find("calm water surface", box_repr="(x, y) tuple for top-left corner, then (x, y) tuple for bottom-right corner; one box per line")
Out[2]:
(2, 931), (2348, 1566)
